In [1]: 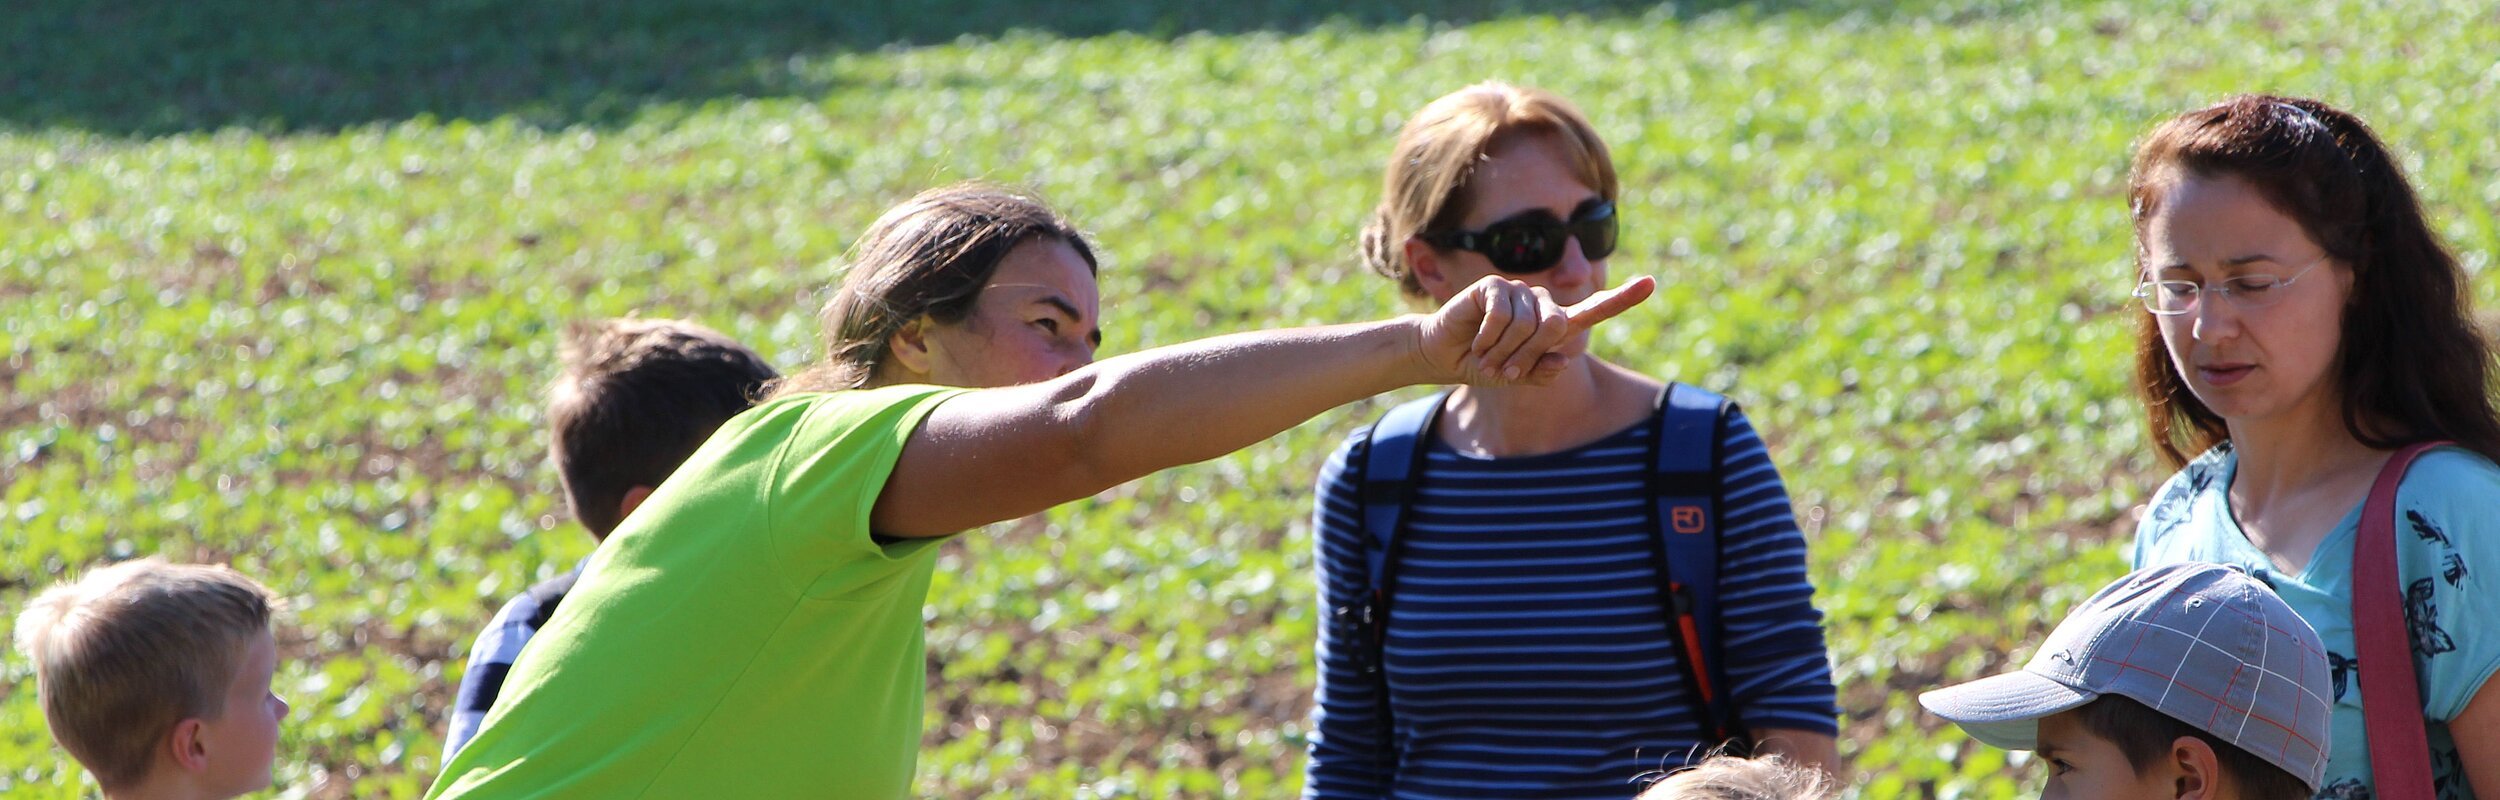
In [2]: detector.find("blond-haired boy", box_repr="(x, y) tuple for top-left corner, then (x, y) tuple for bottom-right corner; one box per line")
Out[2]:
(1637, 755), (1832, 800)
(13, 558), (288, 799)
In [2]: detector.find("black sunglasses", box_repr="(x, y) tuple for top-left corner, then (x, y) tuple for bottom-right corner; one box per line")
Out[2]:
(1419, 198), (1618, 275)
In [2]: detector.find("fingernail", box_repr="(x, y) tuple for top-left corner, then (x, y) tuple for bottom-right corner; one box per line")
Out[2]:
(1504, 366), (1521, 380)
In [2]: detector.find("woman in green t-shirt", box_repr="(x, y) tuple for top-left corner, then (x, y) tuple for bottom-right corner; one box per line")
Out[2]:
(430, 182), (1657, 799)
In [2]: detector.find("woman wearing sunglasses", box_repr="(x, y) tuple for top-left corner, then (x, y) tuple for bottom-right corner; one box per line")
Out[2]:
(1302, 83), (1841, 799)
(2126, 96), (2500, 798)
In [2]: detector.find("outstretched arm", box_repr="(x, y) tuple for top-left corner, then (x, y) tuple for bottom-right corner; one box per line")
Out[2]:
(871, 276), (1654, 537)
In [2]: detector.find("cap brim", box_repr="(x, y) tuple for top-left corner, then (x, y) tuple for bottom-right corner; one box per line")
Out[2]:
(1918, 670), (2097, 751)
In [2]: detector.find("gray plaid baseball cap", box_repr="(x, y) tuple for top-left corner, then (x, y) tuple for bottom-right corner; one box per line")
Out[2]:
(1918, 562), (2332, 790)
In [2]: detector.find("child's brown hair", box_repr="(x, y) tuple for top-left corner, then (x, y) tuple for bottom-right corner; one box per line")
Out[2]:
(546, 318), (777, 537)
(2078, 695), (2312, 800)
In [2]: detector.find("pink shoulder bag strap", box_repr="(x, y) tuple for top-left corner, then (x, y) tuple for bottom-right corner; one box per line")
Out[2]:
(2353, 440), (2452, 800)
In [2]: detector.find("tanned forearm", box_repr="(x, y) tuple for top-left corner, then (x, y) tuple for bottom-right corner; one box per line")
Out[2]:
(877, 319), (1433, 537)
(872, 276), (1651, 538)
(1054, 318), (1431, 489)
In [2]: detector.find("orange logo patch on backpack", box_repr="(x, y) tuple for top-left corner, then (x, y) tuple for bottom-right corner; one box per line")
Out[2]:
(1671, 506), (1707, 534)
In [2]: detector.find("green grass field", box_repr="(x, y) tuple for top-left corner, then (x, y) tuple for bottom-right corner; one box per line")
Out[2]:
(5, 0), (2498, 796)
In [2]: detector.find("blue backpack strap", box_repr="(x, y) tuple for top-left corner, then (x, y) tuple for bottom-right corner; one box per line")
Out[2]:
(1351, 388), (1450, 772)
(1359, 389), (1452, 596)
(1649, 382), (1745, 746)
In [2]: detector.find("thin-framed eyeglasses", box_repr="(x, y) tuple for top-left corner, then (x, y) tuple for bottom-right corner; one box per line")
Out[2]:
(2130, 254), (2331, 316)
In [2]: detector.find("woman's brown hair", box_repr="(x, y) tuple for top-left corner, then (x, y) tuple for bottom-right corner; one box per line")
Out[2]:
(2127, 94), (2500, 468)
(769, 182), (1097, 397)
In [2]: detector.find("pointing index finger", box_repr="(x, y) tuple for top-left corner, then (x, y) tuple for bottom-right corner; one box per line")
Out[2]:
(1564, 276), (1656, 333)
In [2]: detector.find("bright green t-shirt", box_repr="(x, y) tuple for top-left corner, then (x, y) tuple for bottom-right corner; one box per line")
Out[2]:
(428, 385), (966, 799)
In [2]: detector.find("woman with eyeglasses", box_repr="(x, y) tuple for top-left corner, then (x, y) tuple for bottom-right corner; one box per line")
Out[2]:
(1301, 83), (1841, 800)
(2126, 95), (2500, 798)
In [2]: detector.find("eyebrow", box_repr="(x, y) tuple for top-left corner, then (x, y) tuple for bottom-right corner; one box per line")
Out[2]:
(2153, 253), (2285, 272)
(1492, 194), (1606, 222)
(1035, 295), (1103, 346)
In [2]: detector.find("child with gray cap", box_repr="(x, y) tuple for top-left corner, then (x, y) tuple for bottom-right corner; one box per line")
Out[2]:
(1921, 563), (2331, 800)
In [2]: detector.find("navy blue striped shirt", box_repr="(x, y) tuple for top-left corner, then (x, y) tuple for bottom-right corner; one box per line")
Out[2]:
(1304, 406), (1838, 800)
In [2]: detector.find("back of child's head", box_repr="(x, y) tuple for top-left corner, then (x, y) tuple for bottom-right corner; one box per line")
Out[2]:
(11, 558), (277, 790)
(1636, 755), (1829, 800)
(546, 318), (778, 537)
(2075, 694), (2313, 800)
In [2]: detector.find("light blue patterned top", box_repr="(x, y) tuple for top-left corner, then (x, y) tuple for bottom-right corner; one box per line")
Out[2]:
(2134, 444), (2500, 800)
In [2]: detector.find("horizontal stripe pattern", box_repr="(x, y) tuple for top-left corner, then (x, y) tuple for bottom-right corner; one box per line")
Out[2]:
(1305, 406), (1838, 800)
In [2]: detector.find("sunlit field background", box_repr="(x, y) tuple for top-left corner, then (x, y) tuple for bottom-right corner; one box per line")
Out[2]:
(4, 0), (2497, 796)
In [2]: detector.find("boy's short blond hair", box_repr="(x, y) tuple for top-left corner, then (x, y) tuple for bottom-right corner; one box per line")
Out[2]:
(1638, 755), (1831, 800)
(11, 558), (277, 789)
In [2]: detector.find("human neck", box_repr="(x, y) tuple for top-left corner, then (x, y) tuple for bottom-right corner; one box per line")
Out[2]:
(2224, 399), (2379, 513)
(861, 366), (920, 390)
(108, 771), (212, 800)
(1443, 357), (1645, 458)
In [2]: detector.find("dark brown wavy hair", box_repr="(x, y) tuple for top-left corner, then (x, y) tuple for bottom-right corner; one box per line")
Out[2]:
(2127, 94), (2500, 468)
(767, 182), (1097, 397)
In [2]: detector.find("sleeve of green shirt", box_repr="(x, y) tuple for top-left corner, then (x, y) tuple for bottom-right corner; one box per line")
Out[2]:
(762, 385), (967, 600)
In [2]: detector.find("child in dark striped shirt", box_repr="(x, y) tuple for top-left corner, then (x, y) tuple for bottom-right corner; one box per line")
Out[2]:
(443, 319), (776, 757)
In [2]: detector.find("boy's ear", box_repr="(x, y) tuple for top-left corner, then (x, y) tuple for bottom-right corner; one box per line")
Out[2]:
(2170, 736), (2224, 800)
(169, 717), (210, 773)
(616, 485), (656, 524)
(886, 317), (935, 379)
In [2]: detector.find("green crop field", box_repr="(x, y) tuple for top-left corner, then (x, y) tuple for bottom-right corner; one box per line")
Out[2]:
(4, 0), (2497, 797)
